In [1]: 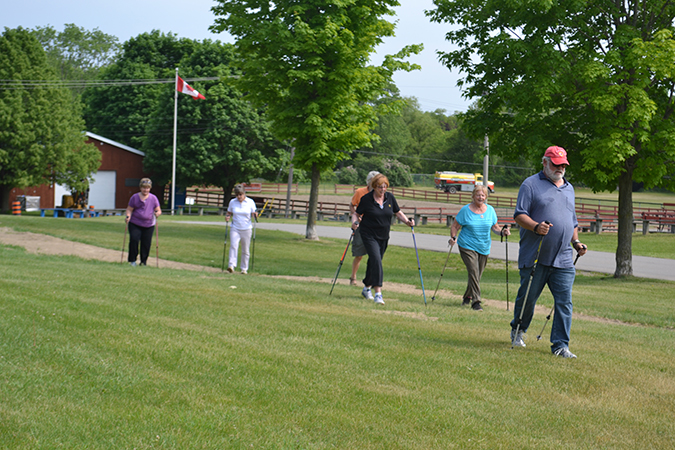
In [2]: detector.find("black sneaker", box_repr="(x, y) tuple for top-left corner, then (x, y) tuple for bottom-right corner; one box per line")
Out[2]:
(462, 297), (472, 306)
(471, 301), (483, 311)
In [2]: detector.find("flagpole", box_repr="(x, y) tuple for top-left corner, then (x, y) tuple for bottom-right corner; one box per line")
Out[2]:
(171, 67), (178, 215)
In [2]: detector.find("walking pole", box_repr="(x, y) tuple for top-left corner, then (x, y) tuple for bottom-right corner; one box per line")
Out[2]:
(221, 221), (229, 272)
(250, 215), (258, 272)
(512, 221), (549, 349)
(431, 241), (454, 302)
(411, 226), (427, 307)
(154, 220), (160, 268)
(537, 244), (585, 340)
(121, 223), (127, 264)
(329, 230), (355, 295)
(501, 224), (510, 311)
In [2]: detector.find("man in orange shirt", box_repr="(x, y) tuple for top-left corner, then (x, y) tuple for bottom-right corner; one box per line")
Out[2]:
(349, 171), (380, 286)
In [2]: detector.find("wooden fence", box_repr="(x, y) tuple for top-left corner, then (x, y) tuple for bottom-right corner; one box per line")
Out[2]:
(165, 184), (674, 233)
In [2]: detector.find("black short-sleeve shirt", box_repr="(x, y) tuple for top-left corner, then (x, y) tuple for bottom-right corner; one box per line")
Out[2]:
(355, 190), (400, 240)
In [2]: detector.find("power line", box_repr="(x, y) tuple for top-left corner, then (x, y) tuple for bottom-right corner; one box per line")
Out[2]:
(0, 77), (221, 90)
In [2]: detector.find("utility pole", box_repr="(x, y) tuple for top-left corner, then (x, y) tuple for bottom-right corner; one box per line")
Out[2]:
(285, 147), (295, 218)
(483, 134), (489, 193)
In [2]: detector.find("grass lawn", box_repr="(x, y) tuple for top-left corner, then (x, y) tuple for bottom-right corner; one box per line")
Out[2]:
(1, 215), (674, 449)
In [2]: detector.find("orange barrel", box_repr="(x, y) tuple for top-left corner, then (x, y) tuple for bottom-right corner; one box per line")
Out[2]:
(11, 201), (21, 215)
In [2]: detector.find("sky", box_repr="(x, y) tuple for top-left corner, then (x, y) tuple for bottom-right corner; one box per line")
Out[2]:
(2, 0), (472, 113)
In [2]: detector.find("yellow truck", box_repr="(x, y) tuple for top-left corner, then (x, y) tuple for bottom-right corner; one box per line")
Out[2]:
(434, 171), (495, 194)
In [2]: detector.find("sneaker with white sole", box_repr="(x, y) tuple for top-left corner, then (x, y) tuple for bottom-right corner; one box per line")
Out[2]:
(510, 329), (526, 347)
(373, 293), (385, 305)
(361, 287), (374, 300)
(227, 266), (234, 273)
(553, 347), (577, 358)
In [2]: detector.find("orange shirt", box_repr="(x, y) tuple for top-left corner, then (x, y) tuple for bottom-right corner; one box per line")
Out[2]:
(351, 187), (369, 209)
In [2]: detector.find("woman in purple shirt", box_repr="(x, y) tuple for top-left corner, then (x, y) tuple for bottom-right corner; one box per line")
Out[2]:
(125, 178), (162, 266)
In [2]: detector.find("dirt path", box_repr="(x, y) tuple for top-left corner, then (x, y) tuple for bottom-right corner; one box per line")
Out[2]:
(0, 227), (638, 327)
(0, 227), (221, 273)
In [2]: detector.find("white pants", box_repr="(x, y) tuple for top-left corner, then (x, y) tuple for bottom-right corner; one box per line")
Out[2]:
(229, 227), (252, 271)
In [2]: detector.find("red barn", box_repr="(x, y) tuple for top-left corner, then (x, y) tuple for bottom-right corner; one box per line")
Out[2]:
(9, 132), (158, 210)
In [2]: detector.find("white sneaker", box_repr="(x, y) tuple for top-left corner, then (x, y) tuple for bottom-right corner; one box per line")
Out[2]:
(227, 266), (234, 273)
(553, 347), (577, 358)
(240, 269), (247, 274)
(373, 293), (385, 305)
(361, 287), (374, 301)
(129, 262), (137, 267)
(511, 329), (526, 347)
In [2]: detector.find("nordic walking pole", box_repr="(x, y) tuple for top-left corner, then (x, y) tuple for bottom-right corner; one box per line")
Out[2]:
(512, 221), (549, 349)
(431, 240), (454, 302)
(411, 226), (427, 307)
(537, 243), (585, 340)
(221, 221), (229, 272)
(329, 229), (355, 295)
(121, 223), (127, 264)
(154, 220), (160, 268)
(250, 214), (258, 272)
(501, 224), (510, 311)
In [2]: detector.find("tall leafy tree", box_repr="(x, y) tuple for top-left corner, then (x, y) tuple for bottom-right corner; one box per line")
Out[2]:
(31, 24), (120, 98)
(142, 71), (284, 203)
(429, 0), (675, 277)
(83, 31), (196, 149)
(84, 32), (281, 201)
(211, 0), (422, 239)
(0, 27), (100, 213)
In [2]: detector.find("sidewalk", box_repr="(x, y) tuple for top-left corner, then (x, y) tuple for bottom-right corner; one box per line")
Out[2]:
(250, 222), (675, 282)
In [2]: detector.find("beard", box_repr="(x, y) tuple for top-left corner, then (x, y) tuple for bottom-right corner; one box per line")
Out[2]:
(544, 164), (565, 182)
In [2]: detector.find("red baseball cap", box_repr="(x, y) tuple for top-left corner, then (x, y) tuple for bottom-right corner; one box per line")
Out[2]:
(544, 146), (569, 165)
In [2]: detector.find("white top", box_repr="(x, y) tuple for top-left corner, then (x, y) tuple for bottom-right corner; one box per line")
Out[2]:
(227, 197), (257, 230)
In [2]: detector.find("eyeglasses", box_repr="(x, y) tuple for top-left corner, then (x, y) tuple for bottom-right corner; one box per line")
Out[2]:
(550, 162), (568, 169)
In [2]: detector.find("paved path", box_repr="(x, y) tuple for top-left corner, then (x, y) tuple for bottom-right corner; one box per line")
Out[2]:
(245, 223), (675, 282)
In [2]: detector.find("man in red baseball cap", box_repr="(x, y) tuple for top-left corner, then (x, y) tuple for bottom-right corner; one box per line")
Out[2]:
(543, 145), (569, 166)
(510, 145), (587, 358)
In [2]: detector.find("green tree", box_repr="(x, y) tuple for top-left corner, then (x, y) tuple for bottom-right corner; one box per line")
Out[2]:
(142, 77), (284, 204)
(211, 0), (422, 239)
(83, 31), (196, 149)
(84, 32), (281, 202)
(0, 27), (100, 213)
(31, 24), (120, 98)
(401, 99), (447, 173)
(429, 0), (675, 277)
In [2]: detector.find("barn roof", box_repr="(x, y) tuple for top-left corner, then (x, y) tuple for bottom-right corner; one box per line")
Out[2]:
(85, 132), (145, 157)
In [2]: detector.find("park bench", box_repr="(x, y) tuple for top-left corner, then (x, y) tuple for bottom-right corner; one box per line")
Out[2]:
(641, 211), (675, 234)
(41, 208), (100, 218)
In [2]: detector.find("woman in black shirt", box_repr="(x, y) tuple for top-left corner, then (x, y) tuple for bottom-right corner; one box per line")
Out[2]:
(352, 174), (414, 305)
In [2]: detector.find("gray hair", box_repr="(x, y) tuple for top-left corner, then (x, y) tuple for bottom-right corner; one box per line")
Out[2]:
(365, 171), (380, 185)
(234, 184), (245, 195)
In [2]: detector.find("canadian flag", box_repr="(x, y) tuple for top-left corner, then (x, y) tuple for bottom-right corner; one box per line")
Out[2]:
(176, 76), (205, 99)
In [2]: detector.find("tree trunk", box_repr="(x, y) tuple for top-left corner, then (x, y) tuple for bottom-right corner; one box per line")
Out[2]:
(0, 185), (10, 214)
(305, 163), (320, 240)
(221, 183), (236, 208)
(614, 169), (634, 277)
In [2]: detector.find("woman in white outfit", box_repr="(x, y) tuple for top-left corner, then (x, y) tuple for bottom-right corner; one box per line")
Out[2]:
(225, 184), (257, 274)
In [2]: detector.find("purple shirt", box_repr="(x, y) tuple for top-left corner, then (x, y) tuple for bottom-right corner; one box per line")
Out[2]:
(128, 193), (160, 228)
